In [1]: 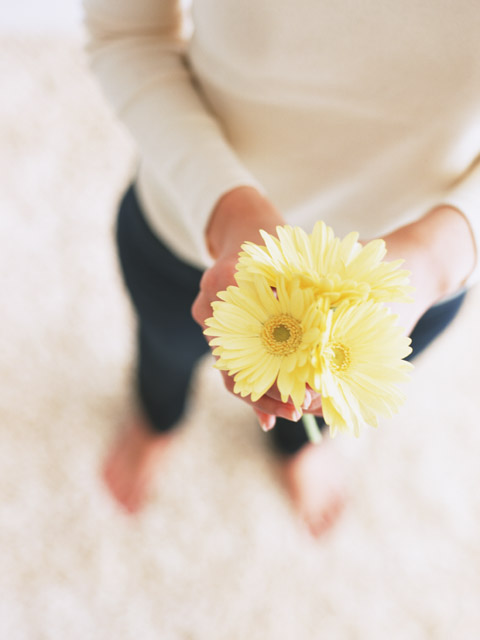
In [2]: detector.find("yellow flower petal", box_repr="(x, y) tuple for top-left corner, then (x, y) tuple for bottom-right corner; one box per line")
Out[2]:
(204, 273), (324, 409)
(311, 300), (413, 435)
(237, 221), (413, 305)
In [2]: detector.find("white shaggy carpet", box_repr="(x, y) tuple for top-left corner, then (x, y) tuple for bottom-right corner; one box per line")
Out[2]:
(2, 35), (480, 640)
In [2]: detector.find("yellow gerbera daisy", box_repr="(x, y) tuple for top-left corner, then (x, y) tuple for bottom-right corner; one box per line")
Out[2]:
(310, 300), (413, 437)
(204, 274), (325, 409)
(236, 221), (413, 305)
(339, 235), (413, 304)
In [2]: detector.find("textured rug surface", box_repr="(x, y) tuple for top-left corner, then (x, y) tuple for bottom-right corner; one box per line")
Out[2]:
(2, 35), (480, 640)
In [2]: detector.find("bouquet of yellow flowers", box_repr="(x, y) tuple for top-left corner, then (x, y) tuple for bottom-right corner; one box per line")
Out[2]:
(204, 222), (414, 439)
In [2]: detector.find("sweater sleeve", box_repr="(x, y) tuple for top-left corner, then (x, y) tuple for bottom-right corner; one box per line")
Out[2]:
(82, 0), (263, 259)
(441, 157), (480, 286)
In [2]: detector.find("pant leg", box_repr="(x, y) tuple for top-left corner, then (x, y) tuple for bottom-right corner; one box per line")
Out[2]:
(271, 291), (467, 455)
(405, 291), (466, 361)
(116, 185), (209, 433)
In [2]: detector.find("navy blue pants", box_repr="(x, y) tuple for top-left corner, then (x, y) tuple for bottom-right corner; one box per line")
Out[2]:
(116, 185), (466, 455)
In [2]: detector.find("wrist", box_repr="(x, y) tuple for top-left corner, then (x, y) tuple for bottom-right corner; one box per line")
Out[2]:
(206, 186), (285, 259)
(418, 206), (475, 299)
(385, 205), (476, 307)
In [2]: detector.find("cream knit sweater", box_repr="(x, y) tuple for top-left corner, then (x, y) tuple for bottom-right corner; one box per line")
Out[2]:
(83, 0), (480, 282)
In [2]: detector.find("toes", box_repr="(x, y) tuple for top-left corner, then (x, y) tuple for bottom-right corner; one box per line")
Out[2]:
(306, 509), (330, 537)
(101, 453), (133, 512)
(102, 452), (150, 514)
(123, 480), (148, 514)
(305, 494), (347, 537)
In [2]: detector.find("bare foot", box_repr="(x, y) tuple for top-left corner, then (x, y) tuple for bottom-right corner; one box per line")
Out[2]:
(102, 417), (174, 513)
(283, 440), (348, 537)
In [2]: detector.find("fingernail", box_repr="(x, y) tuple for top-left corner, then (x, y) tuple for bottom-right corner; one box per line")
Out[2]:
(279, 407), (302, 422)
(259, 415), (276, 432)
(302, 390), (312, 410)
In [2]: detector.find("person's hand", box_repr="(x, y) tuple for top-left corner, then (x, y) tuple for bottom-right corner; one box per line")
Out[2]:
(378, 205), (476, 336)
(191, 186), (323, 431)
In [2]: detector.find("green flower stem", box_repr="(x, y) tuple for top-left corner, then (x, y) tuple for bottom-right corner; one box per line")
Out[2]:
(302, 413), (323, 445)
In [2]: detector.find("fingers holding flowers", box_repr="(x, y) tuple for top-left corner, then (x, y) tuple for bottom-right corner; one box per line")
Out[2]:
(204, 221), (414, 440)
(192, 256), (301, 419)
(220, 370), (303, 421)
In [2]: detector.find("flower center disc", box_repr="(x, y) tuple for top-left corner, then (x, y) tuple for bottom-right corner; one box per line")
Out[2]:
(261, 315), (303, 356)
(329, 342), (351, 372)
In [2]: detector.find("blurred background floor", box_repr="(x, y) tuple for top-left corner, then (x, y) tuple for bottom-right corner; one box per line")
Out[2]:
(2, 23), (480, 640)
(1, 0), (84, 35)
